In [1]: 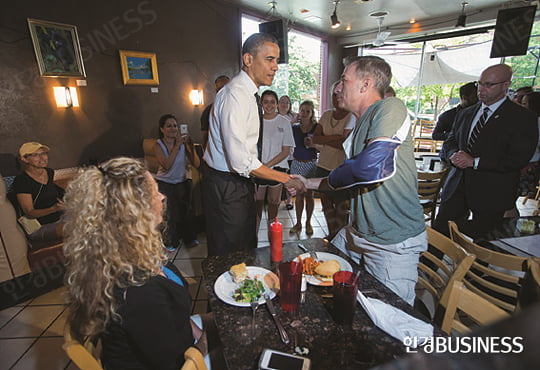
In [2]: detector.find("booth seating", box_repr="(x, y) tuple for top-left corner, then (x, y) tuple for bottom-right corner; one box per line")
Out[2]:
(0, 174), (67, 282)
(0, 175), (31, 282)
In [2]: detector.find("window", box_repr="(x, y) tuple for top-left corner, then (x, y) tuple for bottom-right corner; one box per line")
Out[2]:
(242, 15), (324, 117)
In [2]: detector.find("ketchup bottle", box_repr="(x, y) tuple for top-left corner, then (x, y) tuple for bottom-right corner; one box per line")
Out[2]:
(269, 217), (283, 262)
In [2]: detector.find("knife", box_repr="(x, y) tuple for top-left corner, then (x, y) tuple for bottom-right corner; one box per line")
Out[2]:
(264, 293), (290, 344)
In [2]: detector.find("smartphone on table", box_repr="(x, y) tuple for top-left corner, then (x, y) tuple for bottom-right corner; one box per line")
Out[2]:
(259, 349), (311, 370)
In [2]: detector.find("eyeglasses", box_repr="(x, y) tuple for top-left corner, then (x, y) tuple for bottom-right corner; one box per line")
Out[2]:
(475, 80), (508, 88)
(26, 152), (48, 158)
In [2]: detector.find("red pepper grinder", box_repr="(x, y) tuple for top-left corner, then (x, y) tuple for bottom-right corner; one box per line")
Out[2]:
(269, 217), (283, 262)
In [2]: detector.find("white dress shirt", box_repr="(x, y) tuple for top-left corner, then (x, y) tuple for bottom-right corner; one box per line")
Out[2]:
(468, 97), (506, 138)
(203, 70), (263, 177)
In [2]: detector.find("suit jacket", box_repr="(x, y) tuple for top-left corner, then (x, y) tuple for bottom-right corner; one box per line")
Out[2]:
(441, 98), (538, 211)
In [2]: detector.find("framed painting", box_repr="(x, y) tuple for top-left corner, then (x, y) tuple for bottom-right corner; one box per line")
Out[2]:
(27, 18), (86, 77)
(118, 50), (159, 85)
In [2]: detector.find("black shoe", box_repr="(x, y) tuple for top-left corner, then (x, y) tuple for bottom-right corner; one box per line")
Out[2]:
(286, 203), (294, 210)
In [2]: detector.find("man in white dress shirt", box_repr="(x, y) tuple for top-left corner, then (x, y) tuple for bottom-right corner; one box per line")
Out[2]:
(203, 33), (306, 256)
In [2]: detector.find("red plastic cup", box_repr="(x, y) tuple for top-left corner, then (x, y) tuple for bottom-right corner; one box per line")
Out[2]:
(278, 261), (303, 313)
(333, 271), (359, 325)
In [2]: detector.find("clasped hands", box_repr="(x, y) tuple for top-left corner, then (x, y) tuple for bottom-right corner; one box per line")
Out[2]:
(450, 150), (474, 169)
(284, 175), (332, 196)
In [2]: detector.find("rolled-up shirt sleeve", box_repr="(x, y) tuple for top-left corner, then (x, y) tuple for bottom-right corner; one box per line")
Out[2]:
(217, 91), (262, 176)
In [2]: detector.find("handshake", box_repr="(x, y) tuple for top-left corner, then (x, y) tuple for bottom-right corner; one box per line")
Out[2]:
(283, 175), (332, 196)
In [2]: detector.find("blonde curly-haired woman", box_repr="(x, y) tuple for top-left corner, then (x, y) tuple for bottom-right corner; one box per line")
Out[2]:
(63, 157), (208, 369)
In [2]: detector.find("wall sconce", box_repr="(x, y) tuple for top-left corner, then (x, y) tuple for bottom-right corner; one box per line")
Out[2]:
(53, 86), (79, 108)
(190, 89), (204, 105)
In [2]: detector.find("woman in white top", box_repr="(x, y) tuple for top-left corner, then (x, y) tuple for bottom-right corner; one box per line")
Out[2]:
(153, 114), (200, 251)
(278, 95), (298, 122)
(255, 90), (295, 232)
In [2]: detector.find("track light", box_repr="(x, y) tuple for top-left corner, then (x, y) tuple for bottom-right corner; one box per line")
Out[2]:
(331, 1), (341, 29)
(456, 2), (468, 27)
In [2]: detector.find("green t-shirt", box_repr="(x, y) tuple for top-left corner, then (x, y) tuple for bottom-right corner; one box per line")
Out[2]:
(349, 97), (425, 244)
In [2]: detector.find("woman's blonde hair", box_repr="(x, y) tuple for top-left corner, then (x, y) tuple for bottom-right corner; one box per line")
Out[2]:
(63, 157), (166, 339)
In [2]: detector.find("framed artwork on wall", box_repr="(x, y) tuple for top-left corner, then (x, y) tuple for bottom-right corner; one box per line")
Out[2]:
(27, 18), (86, 78)
(118, 50), (159, 85)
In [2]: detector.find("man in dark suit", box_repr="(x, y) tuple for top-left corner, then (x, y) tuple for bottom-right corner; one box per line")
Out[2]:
(434, 64), (538, 237)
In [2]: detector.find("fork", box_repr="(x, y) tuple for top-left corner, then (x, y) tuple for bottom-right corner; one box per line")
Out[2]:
(250, 299), (260, 339)
(297, 243), (318, 259)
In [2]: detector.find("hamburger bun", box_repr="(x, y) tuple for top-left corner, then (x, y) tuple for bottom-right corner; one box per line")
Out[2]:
(314, 260), (340, 277)
(264, 271), (280, 292)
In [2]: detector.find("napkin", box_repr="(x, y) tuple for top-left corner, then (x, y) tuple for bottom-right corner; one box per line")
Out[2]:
(356, 291), (433, 348)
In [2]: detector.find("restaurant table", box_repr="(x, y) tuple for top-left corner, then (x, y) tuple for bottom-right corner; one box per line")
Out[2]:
(202, 238), (436, 370)
(472, 216), (540, 258)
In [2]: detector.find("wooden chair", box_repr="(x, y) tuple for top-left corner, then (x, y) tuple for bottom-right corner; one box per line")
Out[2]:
(417, 167), (449, 226)
(518, 257), (540, 310)
(413, 119), (437, 152)
(142, 138), (159, 174)
(63, 327), (103, 370)
(440, 280), (509, 335)
(417, 227), (475, 323)
(182, 347), (207, 370)
(448, 221), (528, 312)
(64, 326), (207, 370)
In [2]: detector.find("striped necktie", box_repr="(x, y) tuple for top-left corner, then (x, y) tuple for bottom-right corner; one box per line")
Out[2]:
(255, 93), (264, 160)
(467, 107), (490, 152)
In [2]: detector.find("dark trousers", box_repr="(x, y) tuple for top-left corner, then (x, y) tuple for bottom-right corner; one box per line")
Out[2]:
(203, 167), (257, 256)
(433, 178), (505, 239)
(157, 179), (196, 247)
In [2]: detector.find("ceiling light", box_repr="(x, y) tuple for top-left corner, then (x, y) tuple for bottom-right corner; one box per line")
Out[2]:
(369, 10), (390, 18)
(456, 2), (468, 27)
(346, 24), (352, 31)
(409, 18), (416, 24)
(331, 1), (341, 29)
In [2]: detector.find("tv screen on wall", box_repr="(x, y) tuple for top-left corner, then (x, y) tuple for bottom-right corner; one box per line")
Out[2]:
(490, 5), (537, 58)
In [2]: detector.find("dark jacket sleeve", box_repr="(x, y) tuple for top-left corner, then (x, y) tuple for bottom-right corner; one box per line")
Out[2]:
(432, 107), (456, 141)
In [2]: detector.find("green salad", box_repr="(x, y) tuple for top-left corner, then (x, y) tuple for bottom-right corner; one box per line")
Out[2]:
(233, 278), (265, 303)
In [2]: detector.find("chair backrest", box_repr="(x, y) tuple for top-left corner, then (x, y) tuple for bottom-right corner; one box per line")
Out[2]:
(440, 280), (509, 335)
(418, 119), (436, 136)
(418, 227), (475, 322)
(142, 138), (159, 174)
(448, 221), (528, 312)
(518, 257), (540, 310)
(181, 347), (207, 370)
(63, 326), (103, 370)
(417, 168), (449, 226)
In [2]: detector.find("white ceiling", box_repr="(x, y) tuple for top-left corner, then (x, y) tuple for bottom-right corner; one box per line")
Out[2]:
(222, 0), (527, 46)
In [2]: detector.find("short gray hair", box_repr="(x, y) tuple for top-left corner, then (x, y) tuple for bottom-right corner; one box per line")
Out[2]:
(344, 56), (392, 97)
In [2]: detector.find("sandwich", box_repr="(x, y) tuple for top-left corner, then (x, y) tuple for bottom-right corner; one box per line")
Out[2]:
(229, 263), (248, 283)
(264, 271), (280, 292)
(314, 260), (340, 278)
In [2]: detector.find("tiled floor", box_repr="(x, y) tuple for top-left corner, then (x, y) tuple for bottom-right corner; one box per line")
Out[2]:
(0, 199), (329, 369)
(1, 196), (537, 369)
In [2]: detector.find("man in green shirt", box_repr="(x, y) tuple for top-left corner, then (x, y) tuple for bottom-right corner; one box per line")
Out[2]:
(306, 56), (426, 305)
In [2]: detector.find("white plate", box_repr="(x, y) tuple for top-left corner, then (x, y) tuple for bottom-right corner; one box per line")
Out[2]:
(214, 266), (276, 307)
(295, 252), (353, 286)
